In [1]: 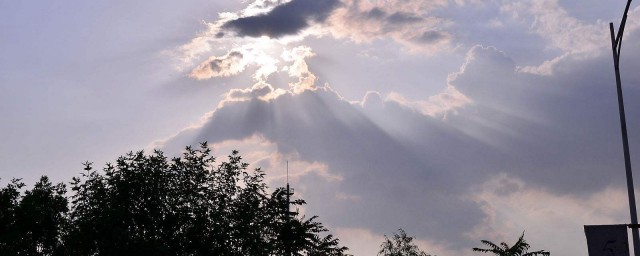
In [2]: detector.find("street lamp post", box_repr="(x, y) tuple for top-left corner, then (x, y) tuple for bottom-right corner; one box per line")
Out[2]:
(609, 1), (639, 255)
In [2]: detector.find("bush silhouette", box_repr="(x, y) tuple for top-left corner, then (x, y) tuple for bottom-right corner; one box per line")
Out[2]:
(472, 232), (549, 256)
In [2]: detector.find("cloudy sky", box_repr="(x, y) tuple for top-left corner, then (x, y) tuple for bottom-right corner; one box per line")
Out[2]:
(3, 0), (640, 255)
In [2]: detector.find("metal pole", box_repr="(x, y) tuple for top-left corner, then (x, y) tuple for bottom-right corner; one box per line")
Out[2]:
(609, 1), (639, 254)
(285, 161), (291, 256)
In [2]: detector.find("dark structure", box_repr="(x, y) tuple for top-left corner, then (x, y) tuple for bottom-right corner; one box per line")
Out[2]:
(609, 0), (639, 255)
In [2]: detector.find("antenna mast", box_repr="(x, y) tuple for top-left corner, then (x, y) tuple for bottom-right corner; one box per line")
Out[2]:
(285, 161), (292, 256)
(286, 161), (290, 220)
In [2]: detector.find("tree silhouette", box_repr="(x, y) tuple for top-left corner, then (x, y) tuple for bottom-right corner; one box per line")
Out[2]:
(1, 143), (349, 255)
(378, 229), (433, 256)
(0, 177), (68, 255)
(472, 232), (550, 256)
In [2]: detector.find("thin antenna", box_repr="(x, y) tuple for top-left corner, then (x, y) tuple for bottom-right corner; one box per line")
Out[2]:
(286, 160), (291, 214)
(285, 160), (292, 256)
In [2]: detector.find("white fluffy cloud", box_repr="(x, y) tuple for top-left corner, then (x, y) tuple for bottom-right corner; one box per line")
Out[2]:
(281, 46), (317, 93)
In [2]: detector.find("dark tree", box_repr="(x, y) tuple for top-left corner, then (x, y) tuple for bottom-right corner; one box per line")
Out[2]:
(0, 179), (23, 253)
(472, 232), (550, 256)
(378, 229), (433, 256)
(0, 177), (68, 256)
(0, 142), (348, 255)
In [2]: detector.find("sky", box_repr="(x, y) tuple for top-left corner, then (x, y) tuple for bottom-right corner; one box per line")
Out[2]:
(2, 0), (640, 255)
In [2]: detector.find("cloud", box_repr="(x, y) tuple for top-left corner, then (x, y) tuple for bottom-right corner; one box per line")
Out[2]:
(172, 0), (462, 66)
(150, 2), (640, 255)
(156, 83), (489, 246)
(189, 51), (246, 79)
(386, 86), (471, 118)
(222, 0), (341, 38)
(281, 45), (317, 93)
(467, 173), (629, 256)
(173, 0), (640, 71)
(171, 34), (215, 69)
(495, 0), (640, 75)
(516, 53), (570, 75)
(207, 135), (343, 185)
(500, 0), (607, 55)
(187, 44), (319, 94)
(225, 82), (283, 102)
(326, 0), (454, 53)
(188, 43), (281, 81)
(446, 41), (640, 196)
(155, 34), (640, 254)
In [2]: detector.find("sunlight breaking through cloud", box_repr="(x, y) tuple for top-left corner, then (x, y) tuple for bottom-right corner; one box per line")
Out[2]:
(171, 0), (466, 68)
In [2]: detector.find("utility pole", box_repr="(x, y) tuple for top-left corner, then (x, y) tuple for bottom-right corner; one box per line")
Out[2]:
(609, 1), (639, 255)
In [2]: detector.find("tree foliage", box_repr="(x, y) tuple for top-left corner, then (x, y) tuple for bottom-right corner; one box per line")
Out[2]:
(0, 177), (68, 256)
(0, 143), (349, 256)
(472, 232), (550, 256)
(378, 229), (433, 256)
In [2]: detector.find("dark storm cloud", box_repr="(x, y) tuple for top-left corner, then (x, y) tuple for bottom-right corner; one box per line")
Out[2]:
(222, 0), (341, 38)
